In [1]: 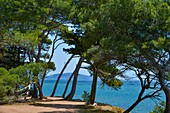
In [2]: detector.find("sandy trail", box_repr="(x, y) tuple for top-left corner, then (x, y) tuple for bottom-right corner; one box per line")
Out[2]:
(0, 97), (85, 113)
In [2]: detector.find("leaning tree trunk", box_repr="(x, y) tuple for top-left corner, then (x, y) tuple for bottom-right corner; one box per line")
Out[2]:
(164, 93), (170, 113)
(124, 98), (143, 113)
(34, 81), (43, 99)
(40, 31), (59, 88)
(165, 93), (170, 113)
(41, 69), (47, 88)
(64, 72), (78, 100)
(158, 73), (170, 113)
(34, 30), (49, 96)
(62, 71), (75, 98)
(124, 77), (146, 113)
(64, 57), (84, 100)
(32, 84), (38, 99)
(89, 67), (98, 105)
(50, 55), (74, 97)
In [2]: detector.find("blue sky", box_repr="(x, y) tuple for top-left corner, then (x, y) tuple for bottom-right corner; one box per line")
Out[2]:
(48, 40), (137, 80)
(48, 37), (136, 79)
(48, 39), (90, 76)
(47, 31), (136, 80)
(48, 24), (90, 76)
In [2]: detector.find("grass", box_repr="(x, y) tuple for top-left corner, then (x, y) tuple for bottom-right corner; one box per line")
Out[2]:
(78, 104), (125, 113)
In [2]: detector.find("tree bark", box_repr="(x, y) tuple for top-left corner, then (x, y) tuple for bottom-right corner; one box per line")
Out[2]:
(164, 93), (170, 113)
(41, 34), (57, 88)
(50, 55), (74, 97)
(64, 57), (84, 100)
(123, 99), (142, 113)
(32, 84), (38, 99)
(36, 30), (48, 62)
(89, 67), (98, 104)
(41, 69), (47, 88)
(124, 84), (145, 113)
(34, 82), (43, 99)
(41, 35), (65, 89)
(158, 73), (170, 113)
(62, 72), (74, 98)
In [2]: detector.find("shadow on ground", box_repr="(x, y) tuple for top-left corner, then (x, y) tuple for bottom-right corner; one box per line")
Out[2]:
(77, 106), (117, 113)
(29, 98), (118, 113)
(30, 103), (84, 109)
(38, 111), (74, 113)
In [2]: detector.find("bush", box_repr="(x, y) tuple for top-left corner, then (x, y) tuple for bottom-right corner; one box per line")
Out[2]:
(82, 91), (90, 105)
(0, 96), (17, 105)
(0, 85), (5, 98)
(0, 68), (19, 98)
(150, 101), (165, 113)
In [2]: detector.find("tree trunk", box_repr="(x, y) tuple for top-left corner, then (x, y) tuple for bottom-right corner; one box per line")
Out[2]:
(41, 37), (58, 88)
(41, 69), (47, 88)
(36, 30), (48, 62)
(64, 57), (84, 100)
(32, 84), (38, 99)
(164, 92), (170, 113)
(158, 74), (170, 113)
(124, 85), (145, 113)
(123, 99), (142, 113)
(17, 47), (21, 65)
(89, 67), (98, 104)
(64, 73), (78, 100)
(62, 72), (74, 98)
(50, 55), (74, 97)
(34, 82), (43, 99)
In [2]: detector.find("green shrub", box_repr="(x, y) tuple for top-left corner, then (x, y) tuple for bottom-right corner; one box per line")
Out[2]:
(82, 91), (90, 105)
(0, 84), (5, 98)
(0, 68), (19, 98)
(150, 101), (165, 113)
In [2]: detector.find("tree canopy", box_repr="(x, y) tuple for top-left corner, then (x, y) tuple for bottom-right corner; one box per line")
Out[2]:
(0, 0), (170, 112)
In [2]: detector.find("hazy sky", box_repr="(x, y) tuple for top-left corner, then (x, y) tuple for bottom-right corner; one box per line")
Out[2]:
(47, 32), (136, 80)
(48, 39), (90, 75)
(48, 39), (136, 80)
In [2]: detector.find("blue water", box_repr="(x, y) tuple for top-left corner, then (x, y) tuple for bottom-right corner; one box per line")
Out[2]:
(42, 80), (165, 113)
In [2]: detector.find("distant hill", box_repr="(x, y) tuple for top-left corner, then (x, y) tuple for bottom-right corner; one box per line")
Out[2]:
(45, 73), (96, 81)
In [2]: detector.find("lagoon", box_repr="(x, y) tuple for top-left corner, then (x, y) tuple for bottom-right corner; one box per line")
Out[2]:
(42, 80), (165, 113)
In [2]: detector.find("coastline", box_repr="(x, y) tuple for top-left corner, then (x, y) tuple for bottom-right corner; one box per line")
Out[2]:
(0, 97), (125, 113)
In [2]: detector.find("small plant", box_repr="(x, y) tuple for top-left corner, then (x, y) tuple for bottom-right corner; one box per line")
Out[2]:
(0, 96), (16, 105)
(82, 91), (90, 105)
(0, 85), (5, 99)
(150, 101), (165, 113)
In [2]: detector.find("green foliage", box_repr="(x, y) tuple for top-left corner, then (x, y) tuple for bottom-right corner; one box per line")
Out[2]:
(0, 0), (169, 110)
(82, 91), (90, 104)
(101, 77), (123, 91)
(47, 62), (56, 71)
(84, 0), (170, 77)
(73, 1), (169, 111)
(0, 68), (19, 98)
(0, 46), (27, 69)
(9, 62), (47, 83)
(0, 0), (73, 66)
(150, 101), (165, 113)
(0, 80), (5, 98)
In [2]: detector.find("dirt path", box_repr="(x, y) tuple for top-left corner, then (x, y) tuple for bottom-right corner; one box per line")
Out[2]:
(0, 97), (85, 113)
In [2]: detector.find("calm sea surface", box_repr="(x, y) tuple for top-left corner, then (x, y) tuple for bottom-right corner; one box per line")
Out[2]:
(42, 80), (165, 113)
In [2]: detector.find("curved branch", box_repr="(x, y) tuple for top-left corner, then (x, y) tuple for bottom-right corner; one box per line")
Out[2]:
(54, 42), (65, 50)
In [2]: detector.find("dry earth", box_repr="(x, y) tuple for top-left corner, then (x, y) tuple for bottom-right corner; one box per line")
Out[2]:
(0, 97), (85, 113)
(0, 97), (125, 113)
